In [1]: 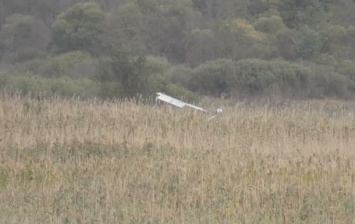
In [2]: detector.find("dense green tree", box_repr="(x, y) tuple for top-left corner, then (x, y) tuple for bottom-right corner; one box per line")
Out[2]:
(51, 2), (106, 53)
(101, 2), (146, 55)
(214, 18), (270, 60)
(322, 25), (355, 59)
(185, 29), (219, 66)
(192, 0), (249, 19)
(97, 47), (153, 97)
(189, 59), (236, 96)
(136, 0), (195, 62)
(247, 0), (272, 16)
(272, 28), (303, 60)
(278, 0), (336, 29)
(254, 15), (287, 34)
(0, 0), (82, 26)
(1, 0), (355, 100)
(189, 58), (355, 99)
(332, 0), (355, 26)
(297, 28), (324, 59)
(0, 14), (50, 62)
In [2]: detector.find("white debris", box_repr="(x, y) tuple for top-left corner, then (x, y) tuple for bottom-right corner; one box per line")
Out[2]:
(155, 92), (223, 120)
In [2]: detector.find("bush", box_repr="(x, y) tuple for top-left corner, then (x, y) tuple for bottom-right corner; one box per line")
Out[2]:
(0, 14), (50, 62)
(185, 29), (219, 67)
(164, 83), (200, 103)
(0, 72), (100, 98)
(16, 51), (95, 79)
(272, 28), (303, 60)
(232, 59), (311, 98)
(189, 59), (236, 96)
(186, 58), (355, 99)
(321, 25), (355, 59)
(97, 81), (124, 99)
(42, 51), (95, 78)
(145, 56), (171, 75)
(336, 60), (355, 82)
(296, 28), (324, 59)
(254, 16), (286, 34)
(4, 48), (46, 64)
(168, 65), (193, 88)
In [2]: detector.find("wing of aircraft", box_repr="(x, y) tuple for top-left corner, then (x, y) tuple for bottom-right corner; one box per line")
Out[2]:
(155, 92), (222, 119)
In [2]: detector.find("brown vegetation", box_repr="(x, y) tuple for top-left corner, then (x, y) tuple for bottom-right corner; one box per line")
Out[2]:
(0, 94), (354, 223)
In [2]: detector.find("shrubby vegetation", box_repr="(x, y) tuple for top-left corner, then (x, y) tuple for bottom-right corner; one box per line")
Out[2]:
(0, 71), (100, 98)
(189, 59), (355, 99)
(1, 0), (355, 100)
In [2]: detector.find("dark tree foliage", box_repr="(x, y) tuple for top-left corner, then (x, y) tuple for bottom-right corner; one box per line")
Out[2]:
(51, 2), (106, 53)
(96, 47), (153, 98)
(277, 0), (337, 29)
(1, 0), (355, 100)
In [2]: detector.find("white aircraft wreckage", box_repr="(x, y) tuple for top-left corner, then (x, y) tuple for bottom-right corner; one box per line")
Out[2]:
(155, 92), (223, 120)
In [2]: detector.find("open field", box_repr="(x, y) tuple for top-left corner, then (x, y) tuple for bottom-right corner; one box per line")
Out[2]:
(0, 94), (355, 224)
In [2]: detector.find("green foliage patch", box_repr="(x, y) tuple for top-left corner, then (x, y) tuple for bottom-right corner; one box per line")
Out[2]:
(189, 59), (355, 99)
(0, 71), (100, 99)
(1, 0), (355, 100)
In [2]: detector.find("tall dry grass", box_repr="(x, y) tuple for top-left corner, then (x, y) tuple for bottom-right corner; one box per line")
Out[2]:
(0, 94), (354, 223)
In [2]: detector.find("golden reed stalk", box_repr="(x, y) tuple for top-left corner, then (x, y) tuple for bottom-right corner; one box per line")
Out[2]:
(0, 93), (354, 223)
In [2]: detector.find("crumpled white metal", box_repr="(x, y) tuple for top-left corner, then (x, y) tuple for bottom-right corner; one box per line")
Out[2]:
(155, 92), (222, 120)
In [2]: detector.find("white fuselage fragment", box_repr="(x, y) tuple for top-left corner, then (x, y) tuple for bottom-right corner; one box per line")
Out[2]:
(155, 92), (206, 112)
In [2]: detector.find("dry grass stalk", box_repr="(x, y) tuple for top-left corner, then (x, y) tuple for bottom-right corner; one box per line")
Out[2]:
(0, 94), (354, 223)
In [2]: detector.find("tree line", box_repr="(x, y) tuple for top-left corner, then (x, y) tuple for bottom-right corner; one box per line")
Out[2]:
(1, 0), (355, 100)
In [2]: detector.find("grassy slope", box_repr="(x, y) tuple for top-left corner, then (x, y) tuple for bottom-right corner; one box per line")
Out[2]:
(0, 95), (354, 223)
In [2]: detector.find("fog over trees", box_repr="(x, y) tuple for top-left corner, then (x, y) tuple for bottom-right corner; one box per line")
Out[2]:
(1, 0), (355, 100)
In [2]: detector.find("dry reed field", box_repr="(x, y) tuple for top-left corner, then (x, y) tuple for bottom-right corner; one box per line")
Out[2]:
(0, 94), (355, 224)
